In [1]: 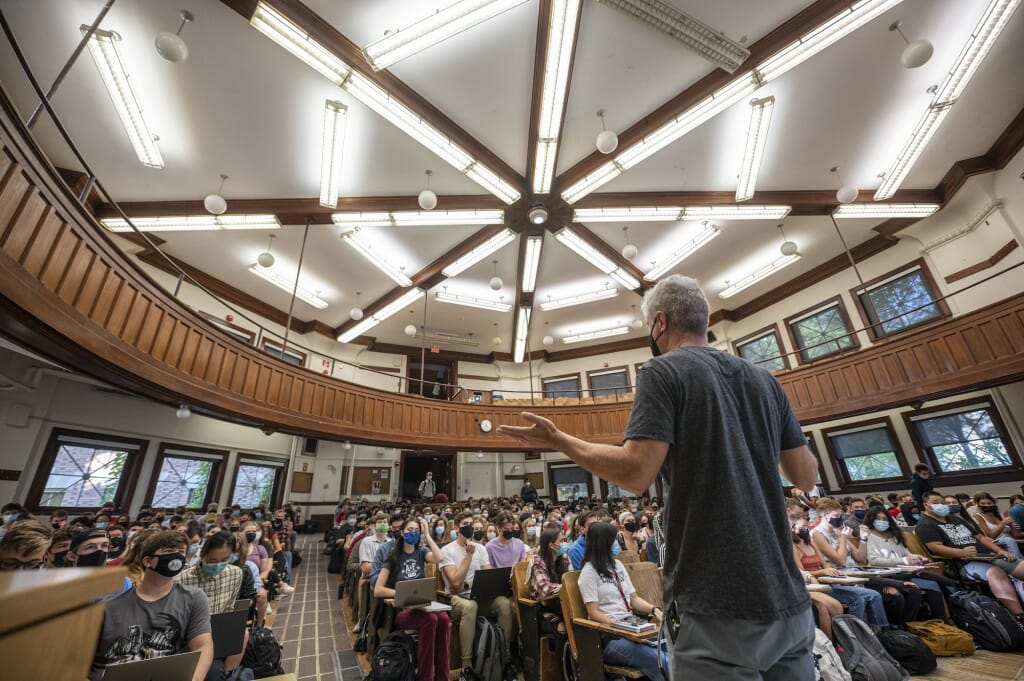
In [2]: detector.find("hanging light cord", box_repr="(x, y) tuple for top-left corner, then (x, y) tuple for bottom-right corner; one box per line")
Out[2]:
(282, 217), (311, 353)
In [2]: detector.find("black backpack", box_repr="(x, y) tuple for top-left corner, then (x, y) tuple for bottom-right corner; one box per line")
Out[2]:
(472, 616), (510, 681)
(876, 629), (936, 675)
(949, 590), (1024, 651)
(831, 615), (908, 681)
(241, 626), (284, 678)
(327, 544), (345, 574)
(368, 630), (417, 681)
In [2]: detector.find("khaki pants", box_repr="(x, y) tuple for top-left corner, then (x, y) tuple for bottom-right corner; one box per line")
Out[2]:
(449, 594), (514, 667)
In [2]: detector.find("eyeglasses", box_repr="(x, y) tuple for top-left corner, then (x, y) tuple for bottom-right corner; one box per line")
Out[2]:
(0, 558), (44, 570)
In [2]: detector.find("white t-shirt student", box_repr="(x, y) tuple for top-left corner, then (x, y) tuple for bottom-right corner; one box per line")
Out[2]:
(578, 559), (634, 621)
(439, 539), (489, 593)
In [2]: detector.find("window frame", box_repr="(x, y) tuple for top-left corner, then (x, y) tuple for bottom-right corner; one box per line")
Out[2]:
(733, 324), (791, 371)
(822, 417), (909, 489)
(227, 453), (287, 509)
(586, 366), (631, 398)
(850, 259), (950, 341)
(144, 444), (228, 510)
(260, 339), (307, 367)
(198, 311), (256, 346)
(784, 295), (860, 365)
(26, 428), (148, 512)
(542, 372), (583, 399)
(546, 462), (593, 501)
(902, 398), (1023, 484)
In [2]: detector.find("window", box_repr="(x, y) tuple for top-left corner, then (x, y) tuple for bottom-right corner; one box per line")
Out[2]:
(735, 326), (788, 371)
(854, 262), (947, 339)
(146, 446), (225, 509)
(909, 403), (1019, 474)
(229, 456), (285, 507)
(787, 298), (858, 363)
(587, 367), (630, 398)
(826, 421), (906, 484)
(543, 374), (582, 399)
(780, 433), (825, 488)
(261, 339), (306, 366)
(28, 430), (146, 510)
(547, 464), (592, 501)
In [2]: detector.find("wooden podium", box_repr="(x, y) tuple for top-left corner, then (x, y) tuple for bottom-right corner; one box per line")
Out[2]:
(0, 567), (126, 681)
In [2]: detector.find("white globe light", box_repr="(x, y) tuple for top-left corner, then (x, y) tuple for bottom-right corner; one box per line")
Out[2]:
(349, 307), (364, 321)
(154, 32), (189, 63)
(203, 193), (227, 215)
(492, 336), (502, 346)
(175, 404), (191, 419)
(901, 40), (933, 69)
(835, 185), (858, 204)
(596, 130), (619, 154)
(542, 335), (554, 346)
(780, 241), (799, 256)
(489, 276), (503, 291)
(404, 324), (417, 337)
(418, 189), (437, 211)
(621, 243), (638, 259)
(257, 251), (275, 268)
(630, 318), (644, 330)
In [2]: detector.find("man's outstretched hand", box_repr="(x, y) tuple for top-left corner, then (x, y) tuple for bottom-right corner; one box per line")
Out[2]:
(496, 412), (562, 449)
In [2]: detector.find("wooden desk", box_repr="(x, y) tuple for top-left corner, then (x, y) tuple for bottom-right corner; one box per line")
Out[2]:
(0, 567), (126, 681)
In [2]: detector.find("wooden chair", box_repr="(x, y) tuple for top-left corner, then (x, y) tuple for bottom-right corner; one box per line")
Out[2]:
(623, 562), (663, 608)
(560, 571), (645, 681)
(618, 550), (640, 565)
(901, 530), (946, 576)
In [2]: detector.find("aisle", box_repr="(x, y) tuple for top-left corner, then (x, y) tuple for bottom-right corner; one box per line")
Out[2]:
(270, 534), (362, 681)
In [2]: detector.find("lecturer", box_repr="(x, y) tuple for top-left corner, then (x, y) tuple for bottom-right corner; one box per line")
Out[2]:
(499, 275), (820, 681)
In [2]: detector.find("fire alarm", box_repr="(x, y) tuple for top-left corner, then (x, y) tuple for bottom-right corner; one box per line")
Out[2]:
(226, 314), (234, 322)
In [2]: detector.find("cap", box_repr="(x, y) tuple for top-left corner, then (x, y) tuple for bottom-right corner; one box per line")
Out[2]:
(70, 529), (108, 552)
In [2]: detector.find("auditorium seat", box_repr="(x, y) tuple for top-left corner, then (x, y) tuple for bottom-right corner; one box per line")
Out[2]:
(559, 571), (645, 681)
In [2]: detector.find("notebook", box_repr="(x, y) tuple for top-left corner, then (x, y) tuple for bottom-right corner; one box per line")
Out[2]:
(610, 615), (656, 633)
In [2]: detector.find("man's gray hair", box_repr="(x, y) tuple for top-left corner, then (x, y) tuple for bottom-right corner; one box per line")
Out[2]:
(640, 275), (709, 336)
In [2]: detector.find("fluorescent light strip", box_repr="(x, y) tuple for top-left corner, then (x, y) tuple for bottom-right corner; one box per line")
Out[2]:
(101, 215), (281, 232)
(532, 0), (582, 193)
(337, 288), (425, 343)
(562, 325), (629, 344)
(248, 264), (328, 309)
(82, 27), (163, 169)
(332, 209), (504, 228)
(514, 306), (531, 363)
(683, 205), (792, 220)
(609, 269), (641, 290)
(553, 227), (641, 289)
(833, 203), (941, 219)
(320, 100), (348, 208)
(435, 291), (512, 312)
(539, 287), (618, 311)
(572, 205), (790, 222)
(873, 105), (951, 200)
(735, 96), (774, 202)
(595, 0), (750, 73)
(521, 236), (543, 293)
(251, 3), (520, 205)
(361, 0), (530, 70)
(441, 229), (517, 277)
(340, 229), (413, 286)
(719, 253), (801, 299)
(644, 222), (721, 281)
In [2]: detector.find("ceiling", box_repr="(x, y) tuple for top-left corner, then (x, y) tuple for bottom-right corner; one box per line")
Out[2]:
(0, 0), (1021, 358)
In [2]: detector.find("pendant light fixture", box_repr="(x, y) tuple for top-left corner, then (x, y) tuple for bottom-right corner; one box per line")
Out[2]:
(621, 225), (638, 259)
(595, 109), (618, 154)
(418, 169), (438, 210)
(154, 9), (194, 64)
(489, 260), (503, 291)
(629, 304), (644, 330)
(257, 233), (276, 267)
(350, 291), (364, 321)
(175, 403), (191, 419)
(777, 223), (798, 256)
(830, 166), (858, 204)
(492, 321), (502, 347)
(204, 174), (229, 215)
(889, 20), (933, 69)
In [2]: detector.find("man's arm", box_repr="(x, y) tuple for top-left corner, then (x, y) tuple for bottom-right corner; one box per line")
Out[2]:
(187, 633), (214, 681)
(779, 445), (817, 494)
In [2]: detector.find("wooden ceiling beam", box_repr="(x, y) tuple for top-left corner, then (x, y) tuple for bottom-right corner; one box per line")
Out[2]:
(937, 104), (1024, 203)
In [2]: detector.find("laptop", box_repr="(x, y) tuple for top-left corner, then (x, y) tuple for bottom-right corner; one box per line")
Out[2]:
(393, 577), (436, 608)
(101, 651), (201, 681)
(469, 566), (512, 601)
(211, 609), (249, 659)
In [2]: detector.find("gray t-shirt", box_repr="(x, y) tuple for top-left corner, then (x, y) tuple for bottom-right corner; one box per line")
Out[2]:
(624, 346), (809, 620)
(90, 583), (211, 681)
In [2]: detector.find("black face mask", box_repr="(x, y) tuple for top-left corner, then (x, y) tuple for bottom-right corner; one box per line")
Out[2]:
(245, 531), (258, 543)
(273, 519), (283, 528)
(501, 530), (514, 540)
(827, 516), (844, 528)
(511, 530), (522, 539)
(229, 525), (240, 532)
(148, 552), (187, 578)
(795, 527), (811, 543)
(51, 522), (62, 530)
(75, 550), (108, 567)
(51, 550), (70, 567)
(473, 530), (485, 541)
(459, 525), (475, 539)
(623, 521), (637, 533)
(648, 322), (664, 357)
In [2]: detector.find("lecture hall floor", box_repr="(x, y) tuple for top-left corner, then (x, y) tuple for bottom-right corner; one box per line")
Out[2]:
(276, 535), (1024, 681)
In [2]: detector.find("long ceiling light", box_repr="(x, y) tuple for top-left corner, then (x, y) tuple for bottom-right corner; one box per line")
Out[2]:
(539, 286), (618, 311)
(832, 203), (940, 219)
(595, 0), (750, 73)
(719, 253), (801, 299)
(735, 96), (775, 202)
(101, 215), (281, 232)
(561, 0), (907, 203)
(514, 306), (531, 363)
(435, 290), (512, 312)
(521, 235), (543, 293)
(361, 0), (530, 71)
(251, 2), (521, 204)
(875, 0), (1020, 200)
(320, 100), (348, 208)
(332, 209), (504, 228)
(562, 325), (629, 344)
(248, 264), (328, 309)
(643, 222), (721, 282)
(340, 228), (413, 286)
(553, 226), (641, 289)
(441, 228), (517, 277)
(532, 0), (583, 193)
(337, 288), (425, 343)
(572, 205), (790, 222)
(81, 27), (163, 169)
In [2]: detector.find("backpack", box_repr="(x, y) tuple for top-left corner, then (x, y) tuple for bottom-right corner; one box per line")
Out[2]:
(876, 629), (936, 675)
(241, 626), (284, 678)
(831, 615), (908, 681)
(949, 590), (1024, 651)
(473, 616), (510, 681)
(368, 630), (417, 681)
(813, 628), (852, 681)
(327, 544), (345, 574)
(353, 612), (372, 653)
(905, 619), (975, 657)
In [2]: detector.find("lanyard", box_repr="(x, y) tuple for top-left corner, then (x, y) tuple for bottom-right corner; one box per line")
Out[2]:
(612, 570), (631, 614)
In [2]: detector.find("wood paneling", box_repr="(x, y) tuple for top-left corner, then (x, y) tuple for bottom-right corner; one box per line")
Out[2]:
(945, 240), (1019, 284)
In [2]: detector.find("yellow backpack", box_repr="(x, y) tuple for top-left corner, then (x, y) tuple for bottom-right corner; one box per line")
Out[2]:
(906, 619), (975, 657)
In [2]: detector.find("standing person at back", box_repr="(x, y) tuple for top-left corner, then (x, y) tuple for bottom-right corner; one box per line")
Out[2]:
(419, 472), (437, 501)
(910, 463), (934, 510)
(499, 274), (819, 681)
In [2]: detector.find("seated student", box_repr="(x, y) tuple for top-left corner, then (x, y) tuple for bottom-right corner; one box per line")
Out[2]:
(432, 516), (453, 546)
(45, 527), (73, 568)
(0, 519), (50, 570)
(897, 501), (920, 528)
(889, 494), (913, 520)
(49, 508), (68, 531)
(176, 531), (249, 614)
(970, 492), (1022, 559)
(615, 511), (648, 556)
(1009, 495), (1024, 542)
(441, 511), (515, 670)
(487, 512), (526, 568)
(916, 491), (1024, 618)
(374, 518), (450, 681)
(577, 523), (666, 681)
(521, 514), (540, 553)
(90, 529), (213, 681)
(527, 525), (570, 659)
(233, 531), (268, 625)
(568, 510), (611, 570)
(356, 515), (390, 628)
(843, 498), (868, 532)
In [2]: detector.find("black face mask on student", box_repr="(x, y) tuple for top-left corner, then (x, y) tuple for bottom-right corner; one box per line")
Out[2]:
(245, 531), (258, 543)
(459, 525), (475, 539)
(148, 552), (187, 578)
(623, 521), (637, 533)
(75, 550), (108, 567)
(473, 530), (485, 542)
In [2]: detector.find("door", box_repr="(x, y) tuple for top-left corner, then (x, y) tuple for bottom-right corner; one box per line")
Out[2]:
(400, 451), (455, 500)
